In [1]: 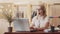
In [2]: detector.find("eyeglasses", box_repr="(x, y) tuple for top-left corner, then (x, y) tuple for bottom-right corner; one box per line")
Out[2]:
(38, 9), (43, 11)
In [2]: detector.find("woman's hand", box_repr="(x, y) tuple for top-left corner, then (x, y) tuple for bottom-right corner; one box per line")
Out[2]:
(36, 28), (45, 31)
(30, 27), (37, 32)
(30, 27), (34, 30)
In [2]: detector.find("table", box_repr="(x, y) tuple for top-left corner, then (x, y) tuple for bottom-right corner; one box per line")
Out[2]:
(4, 31), (60, 34)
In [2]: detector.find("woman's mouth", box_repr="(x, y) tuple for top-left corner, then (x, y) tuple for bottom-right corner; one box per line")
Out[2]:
(39, 13), (40, 14)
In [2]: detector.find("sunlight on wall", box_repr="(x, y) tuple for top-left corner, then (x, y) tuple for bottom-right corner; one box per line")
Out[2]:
(0, 19), (9, 34)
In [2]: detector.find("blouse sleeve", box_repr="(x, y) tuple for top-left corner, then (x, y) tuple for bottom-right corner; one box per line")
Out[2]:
(45, 16), (49, 23)
(30, 16), (37, 26)
(32, 17), (35, 25)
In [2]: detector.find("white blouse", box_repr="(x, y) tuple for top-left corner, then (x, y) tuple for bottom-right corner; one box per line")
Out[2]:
(32, 15), (49, 28)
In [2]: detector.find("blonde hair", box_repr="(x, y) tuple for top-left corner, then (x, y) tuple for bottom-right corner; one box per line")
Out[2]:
(36, 4), (47, 19)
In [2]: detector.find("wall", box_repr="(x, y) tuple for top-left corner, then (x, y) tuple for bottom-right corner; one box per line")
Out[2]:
(0, 0), (60, 34)
(47, 4), (60, 27)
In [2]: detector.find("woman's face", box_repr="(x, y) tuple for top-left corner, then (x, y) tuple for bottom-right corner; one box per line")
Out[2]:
(38, 7), (43, 15)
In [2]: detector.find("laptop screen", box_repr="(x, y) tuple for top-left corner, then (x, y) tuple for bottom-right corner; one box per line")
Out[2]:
(13, 18), (30, 32)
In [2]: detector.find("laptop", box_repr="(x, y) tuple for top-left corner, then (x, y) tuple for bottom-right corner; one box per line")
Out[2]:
(13, 18), (30, 32)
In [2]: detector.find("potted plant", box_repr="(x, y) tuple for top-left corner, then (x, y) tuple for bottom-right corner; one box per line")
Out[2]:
(1, 11), (13, 32)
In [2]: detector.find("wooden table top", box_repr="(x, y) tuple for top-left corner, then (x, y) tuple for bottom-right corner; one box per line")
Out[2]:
(4, 31), (60, 34)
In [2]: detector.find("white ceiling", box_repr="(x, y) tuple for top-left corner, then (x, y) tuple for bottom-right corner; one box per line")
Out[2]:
(0, 0), (60, 4)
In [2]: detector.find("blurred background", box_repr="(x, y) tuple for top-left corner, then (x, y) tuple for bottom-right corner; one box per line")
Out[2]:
(0, 0), (60, 34)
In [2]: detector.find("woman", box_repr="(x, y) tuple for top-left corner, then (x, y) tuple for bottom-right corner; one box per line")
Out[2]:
(30, 5), (49, 31)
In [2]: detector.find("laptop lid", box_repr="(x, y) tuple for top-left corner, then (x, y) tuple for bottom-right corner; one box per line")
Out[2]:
(13, 18), (30, 32)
